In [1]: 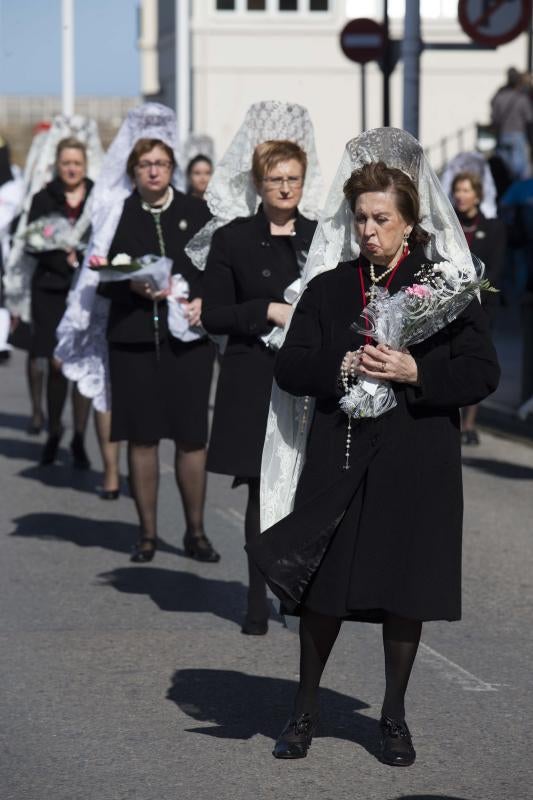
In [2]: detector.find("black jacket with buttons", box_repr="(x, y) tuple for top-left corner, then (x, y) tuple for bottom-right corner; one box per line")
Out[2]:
(97, 188), (211, 344)
(202, 206), (317, 478)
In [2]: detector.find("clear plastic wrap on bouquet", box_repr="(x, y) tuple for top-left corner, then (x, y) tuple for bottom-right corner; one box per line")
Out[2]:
(94, 254), (173, 290)
(341, 256), (487, 420)
(22, 213), (89, 253)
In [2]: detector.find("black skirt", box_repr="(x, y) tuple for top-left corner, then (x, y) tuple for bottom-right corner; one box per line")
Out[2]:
(109, 335), (215, 444)
(30, 287), (68, 358)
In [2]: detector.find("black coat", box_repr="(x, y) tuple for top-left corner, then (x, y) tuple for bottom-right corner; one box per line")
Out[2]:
(29, 177), (93, 293)
(202, 207), (317, 478)
(29, 178), (93, 357)
(98, 188), (211, 344)
(247, 247), (500, 622)
(459, 212), (507, 313)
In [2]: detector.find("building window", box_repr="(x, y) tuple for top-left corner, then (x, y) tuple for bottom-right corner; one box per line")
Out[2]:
(310, 0), (328, 8)
(248, 0), (266, 8)
(216, 0), (235, 9)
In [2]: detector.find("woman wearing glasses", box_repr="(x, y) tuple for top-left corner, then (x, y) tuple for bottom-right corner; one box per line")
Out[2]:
(202, 139), (317, 634)
(97, 135), (218, 563)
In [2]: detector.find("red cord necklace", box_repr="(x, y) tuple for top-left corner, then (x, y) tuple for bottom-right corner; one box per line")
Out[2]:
(358, 246), (409, 345)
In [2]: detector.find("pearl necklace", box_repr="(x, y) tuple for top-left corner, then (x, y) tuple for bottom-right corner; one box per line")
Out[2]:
(367, 261), (397, 299)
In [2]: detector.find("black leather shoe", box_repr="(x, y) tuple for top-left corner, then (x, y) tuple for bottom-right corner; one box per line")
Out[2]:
(241, 617), (268, 636)
(380, 716), (416, 766)
(461, 429), (480, 446)
(130, 537), (157, 563)
(71, 434), (91, 470)
(183, 532), (220, 563)
(40, 434), (62, 465)
(99, 489), (120, 500)
(273, 712), (318, 759)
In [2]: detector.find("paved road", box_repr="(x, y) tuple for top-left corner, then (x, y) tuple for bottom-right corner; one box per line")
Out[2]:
(1, 349), (532, 800)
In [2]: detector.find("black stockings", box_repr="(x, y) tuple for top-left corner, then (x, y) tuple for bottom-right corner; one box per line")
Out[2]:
(128, 441), (209, 544)
(294, 608), (422, 721)
(295, 609), (341, 715)
(47, 360), (68, 436)
(244, 479), (268, 623)
(174, 444), (208, 537)
(26, 355), (45, 427)
(128, 442), (159, 541)
(381, 613), (422, 720)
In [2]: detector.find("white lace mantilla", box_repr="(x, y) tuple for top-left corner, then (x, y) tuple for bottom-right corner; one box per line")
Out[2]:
(185, 100), (324, 270)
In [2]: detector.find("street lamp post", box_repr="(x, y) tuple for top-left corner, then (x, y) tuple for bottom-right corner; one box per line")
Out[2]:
(62, 0), (75, 117)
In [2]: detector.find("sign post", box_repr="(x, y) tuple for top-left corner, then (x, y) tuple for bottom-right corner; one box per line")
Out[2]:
(458, 0), (531, 47)
(339, 18), (385, 132)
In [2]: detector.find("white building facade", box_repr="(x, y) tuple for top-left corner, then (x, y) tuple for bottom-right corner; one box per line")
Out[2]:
(139, 0), (531, 184)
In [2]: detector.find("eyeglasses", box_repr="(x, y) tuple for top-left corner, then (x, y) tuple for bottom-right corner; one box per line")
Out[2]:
(136, 160), (173, 171)
(262, 176), (303, 189)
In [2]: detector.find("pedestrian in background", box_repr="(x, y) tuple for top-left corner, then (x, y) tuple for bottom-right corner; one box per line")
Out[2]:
(186, 154), (213, 201)
(491, 67), (533, 181)
(452, 170), (506, 445)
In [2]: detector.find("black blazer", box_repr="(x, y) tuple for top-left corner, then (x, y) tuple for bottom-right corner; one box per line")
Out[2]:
(202, 207), (317, 477)
(466, 213), (507, 307)
(98, 188), (211, 344)
(29, 177), (93, 293)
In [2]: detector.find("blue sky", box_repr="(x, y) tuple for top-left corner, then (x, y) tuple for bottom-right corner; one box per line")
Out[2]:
(0, 0), (139, 96)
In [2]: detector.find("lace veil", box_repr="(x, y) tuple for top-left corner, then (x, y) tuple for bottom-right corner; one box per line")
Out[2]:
(3, 114), (103, 320)
(185, 100), (324, 269)
(55, 103), (183, 411)
(261, 127), (477, 530)
(439, 150), (497, 219)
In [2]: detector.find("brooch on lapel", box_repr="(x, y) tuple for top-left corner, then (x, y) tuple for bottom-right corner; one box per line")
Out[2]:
(475, 230), (486, 239)
(262, 269), (272, 278)
(179, 219), (188, 231)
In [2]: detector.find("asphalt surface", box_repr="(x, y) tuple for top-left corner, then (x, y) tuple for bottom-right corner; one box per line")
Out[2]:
(1, 348), (532, 800)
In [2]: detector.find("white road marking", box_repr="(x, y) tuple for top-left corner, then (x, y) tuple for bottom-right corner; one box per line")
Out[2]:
(418, 642), (499, 692)
(215, 507), (244, 526)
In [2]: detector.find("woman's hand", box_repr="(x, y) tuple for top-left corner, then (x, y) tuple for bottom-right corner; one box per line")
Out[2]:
(130, 280), (168, 301)
(357, 343), (419, 385)
(267, 302), (292, 328)
(181, 297), (202, 327)
(66, 249), (80, 269)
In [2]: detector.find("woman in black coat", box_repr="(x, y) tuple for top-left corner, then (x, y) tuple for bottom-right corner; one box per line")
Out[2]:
(202, 140), (317, 635)
(29, 137), (93, 466)
(248, 158), (500, 765)
(452, 170), (507, 444)
(97, 137), (217, 564)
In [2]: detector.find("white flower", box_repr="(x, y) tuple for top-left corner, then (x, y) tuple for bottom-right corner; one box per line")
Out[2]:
(111, 253), (132, 267)
(432, 260), (460, 289)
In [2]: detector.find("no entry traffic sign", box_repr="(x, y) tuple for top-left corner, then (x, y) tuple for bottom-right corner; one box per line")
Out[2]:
(340, 18), (385, 64)
(458, 0), (531, 47)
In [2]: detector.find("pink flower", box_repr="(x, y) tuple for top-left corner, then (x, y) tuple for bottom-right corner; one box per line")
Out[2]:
(405, 284), (431, 299)
(42, 225), (55, 238)
(88, 255), (108, 269)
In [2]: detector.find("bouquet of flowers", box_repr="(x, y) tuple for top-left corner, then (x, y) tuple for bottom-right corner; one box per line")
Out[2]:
(339, 258), (497, 420)
(89, 252), (172, 291)
(21, 214), (87, 254)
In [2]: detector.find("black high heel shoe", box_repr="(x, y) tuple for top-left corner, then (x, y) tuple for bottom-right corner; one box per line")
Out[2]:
(99, 489), (120, 500)
(130, 537), (157, 563)
(183, 532), (220, 563)
(379, 716), (416, 766)
(71, 433), (91, 470)
(241, 616), (268, 636)
(273, 712), (319, 759)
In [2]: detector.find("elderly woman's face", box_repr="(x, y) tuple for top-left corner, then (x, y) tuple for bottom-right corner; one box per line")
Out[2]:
(258, 158), (305, 216)
(133, 145), (173, 196)
(354, 191), (412, 266)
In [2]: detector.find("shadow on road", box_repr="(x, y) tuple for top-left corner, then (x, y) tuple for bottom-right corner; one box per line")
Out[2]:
(0, 411), (33, 433)
(462, 456), (533, 480)
(9, 512), (179, 556)
(166, 668), (378, 756)
(0, 435), (44, 462)
(100, 567), (252, 626)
